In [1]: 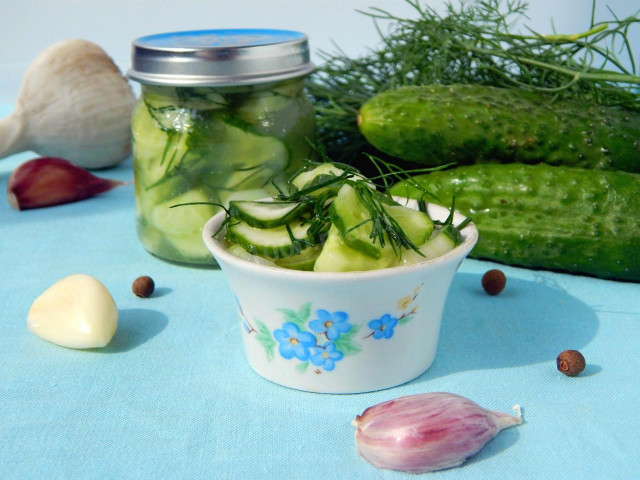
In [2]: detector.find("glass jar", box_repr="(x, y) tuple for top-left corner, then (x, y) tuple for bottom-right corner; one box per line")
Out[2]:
(128, 29), (316, 266)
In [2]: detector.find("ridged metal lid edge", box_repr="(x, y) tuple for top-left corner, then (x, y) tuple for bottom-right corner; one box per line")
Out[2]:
(128, 29), (316, 86)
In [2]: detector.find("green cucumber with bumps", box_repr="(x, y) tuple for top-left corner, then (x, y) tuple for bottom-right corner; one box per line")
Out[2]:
(390, 163), (640, 281)
(358, 85), (640, 173)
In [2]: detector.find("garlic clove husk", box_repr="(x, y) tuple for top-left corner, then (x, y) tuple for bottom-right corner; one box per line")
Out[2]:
(353, 392), (522, 473)
(28, 274), (118, 349)
(0, 39), (136, 169)
(7, 157), (125, 210)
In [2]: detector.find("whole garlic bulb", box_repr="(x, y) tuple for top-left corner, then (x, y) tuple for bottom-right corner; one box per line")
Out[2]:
(0, 39), (136, 169)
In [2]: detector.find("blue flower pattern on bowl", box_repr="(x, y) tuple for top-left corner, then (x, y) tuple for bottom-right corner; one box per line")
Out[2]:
(367, 314), (398, 339)
(274, 322), (316, 361)
(310, 342), (344, 371)
(239, 283), (423, 374)
(309, 309), (351, 340)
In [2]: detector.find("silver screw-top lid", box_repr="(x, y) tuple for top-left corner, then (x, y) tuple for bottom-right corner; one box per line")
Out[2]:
(128, 29), (315, 86)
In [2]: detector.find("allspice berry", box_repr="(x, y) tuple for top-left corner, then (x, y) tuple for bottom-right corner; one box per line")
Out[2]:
(556, 350), (586, 376)
(132, 276), (155, 298)
(481, 269), (506, 295)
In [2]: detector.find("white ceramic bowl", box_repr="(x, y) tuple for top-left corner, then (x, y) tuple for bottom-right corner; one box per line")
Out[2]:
(202, 200), (478, 393)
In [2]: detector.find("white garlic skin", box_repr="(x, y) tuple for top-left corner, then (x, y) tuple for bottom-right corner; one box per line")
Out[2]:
(0, 39), (136, 169)
(28, 274), (118, 349)
(353, 392), (522, 474)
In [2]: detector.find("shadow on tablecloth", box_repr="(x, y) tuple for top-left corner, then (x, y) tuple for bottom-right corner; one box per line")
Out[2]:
(99, 308), (169, 353)
(422, 273), (599, 379)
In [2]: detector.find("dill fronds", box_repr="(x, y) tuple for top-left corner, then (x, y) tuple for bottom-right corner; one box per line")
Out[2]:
(307, 0), (640, 163)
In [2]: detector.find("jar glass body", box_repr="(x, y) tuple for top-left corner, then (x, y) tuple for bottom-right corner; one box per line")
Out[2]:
(131, 78), (315, 265)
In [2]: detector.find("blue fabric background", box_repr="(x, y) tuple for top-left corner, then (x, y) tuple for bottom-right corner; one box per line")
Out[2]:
(1, 103), (639, 479)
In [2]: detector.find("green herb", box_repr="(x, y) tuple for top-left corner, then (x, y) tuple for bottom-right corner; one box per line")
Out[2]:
(273, 152), (466, 256)
(307, 0), (640, 163)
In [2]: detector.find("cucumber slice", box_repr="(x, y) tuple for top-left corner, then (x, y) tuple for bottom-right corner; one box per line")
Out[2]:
(190, 112), (290, 191)
(329, 183), (381, 258)
(383, 204), (434, 246)
(234, 91), (291, 128)
(423, 228), (458, 256)
(225, 220), (314, 260)
(131, 101), (192, 189)
(229, 200), (311, 228)
(150, 189), (218, 236)
(227, 244), (276, 266)
(219, 188), (272, 207)
(330, 183), (433, 259)
(274, 246), (322, 271)
(313, 226), (396, 272)
(399, 225), (459, 265)
(150, 189), (220, 260)
(290, 162), (351, 197)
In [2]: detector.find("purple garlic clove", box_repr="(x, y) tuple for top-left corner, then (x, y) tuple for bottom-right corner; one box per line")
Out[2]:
(7, 157), (125, 210)
(353, 392), (522, 473)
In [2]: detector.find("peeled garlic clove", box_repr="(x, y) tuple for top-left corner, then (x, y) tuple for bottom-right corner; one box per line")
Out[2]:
(7, 157), (125, 210)
(0, 39), (136, 169)
(353, 392), (521, 473)
(28, 274), (118, 349)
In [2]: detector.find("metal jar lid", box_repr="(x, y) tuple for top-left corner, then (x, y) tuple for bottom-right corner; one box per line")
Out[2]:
(128, 29), (315, 86)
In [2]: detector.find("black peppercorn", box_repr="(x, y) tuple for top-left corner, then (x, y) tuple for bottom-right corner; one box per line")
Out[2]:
(481, 269), (506, 295)
(132, 276), (155, 298)
(556, 350), (586, 376)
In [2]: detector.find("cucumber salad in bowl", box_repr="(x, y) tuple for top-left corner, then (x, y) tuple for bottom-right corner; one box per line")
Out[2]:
(207, 159), (473, 272)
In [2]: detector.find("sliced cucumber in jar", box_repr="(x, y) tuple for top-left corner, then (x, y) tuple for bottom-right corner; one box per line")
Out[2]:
(180, 87), (229, 110)
(218, 188), (272, 207)
(190, 111), (290, 191)
(131, 101), (192, 189)
(150, 189), (220, 260)
(234, 91), (291, 128)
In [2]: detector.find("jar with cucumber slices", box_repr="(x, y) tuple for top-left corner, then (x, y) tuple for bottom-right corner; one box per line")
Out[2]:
(128, 29), (316, 265)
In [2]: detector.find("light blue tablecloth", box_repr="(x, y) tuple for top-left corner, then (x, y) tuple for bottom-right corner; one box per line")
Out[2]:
(1, 102), (639, 479)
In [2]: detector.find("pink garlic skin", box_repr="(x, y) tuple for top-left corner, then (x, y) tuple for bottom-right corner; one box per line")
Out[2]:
(7, 157), (124, 210)
(353, 392), (522, 474)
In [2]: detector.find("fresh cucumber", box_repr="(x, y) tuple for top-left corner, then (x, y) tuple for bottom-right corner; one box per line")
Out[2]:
(229, 200), (311, 228)
(358, 85), (640, 173)
(390, 163), (640, 281)
(225, 220), (315, 260)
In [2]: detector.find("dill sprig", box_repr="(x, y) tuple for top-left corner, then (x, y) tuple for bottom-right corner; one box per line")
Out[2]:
(307, 0), (640, 163)
(271, 150), (468, 256)
(351, 181), (422, 255)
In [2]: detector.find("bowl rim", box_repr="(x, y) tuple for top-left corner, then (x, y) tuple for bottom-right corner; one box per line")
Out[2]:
(202, 198), (478, 281)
